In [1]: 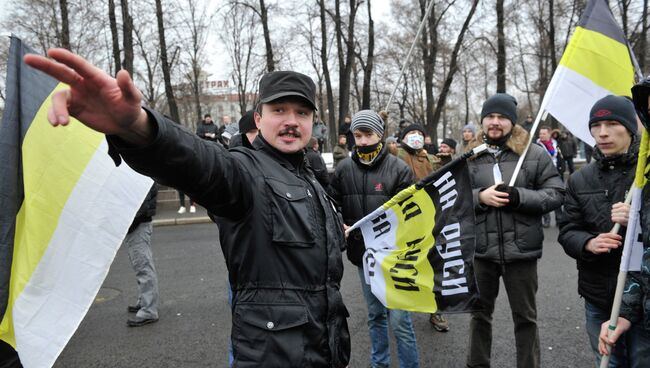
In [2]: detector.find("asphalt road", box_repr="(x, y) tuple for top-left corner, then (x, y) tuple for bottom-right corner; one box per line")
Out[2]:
(53, 223), (594, 368)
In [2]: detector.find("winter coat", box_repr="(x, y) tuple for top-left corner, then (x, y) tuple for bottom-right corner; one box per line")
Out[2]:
(558, 135), (578, 158)
(196, 121), (219, 141)
(313, 121), (328, 140)
(109, 108), (350, 368)
(465, 125), (565, 263)
(329, 146), (413, 267)
(305, 149), (330, 187)
(332, 144), (349, 168)
(559, 143), (638, 311)
(396, 147), (442, 181)
(128, 183), (158, 233)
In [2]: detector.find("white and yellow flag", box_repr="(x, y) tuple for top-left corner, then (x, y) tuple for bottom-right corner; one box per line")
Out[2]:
(543, 0), (636, 146)
(348, 156), (479, 313)
(0, 37), (152, 367)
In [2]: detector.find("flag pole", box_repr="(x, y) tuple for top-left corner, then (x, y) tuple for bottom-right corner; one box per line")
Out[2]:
(600, 186), (635, 368)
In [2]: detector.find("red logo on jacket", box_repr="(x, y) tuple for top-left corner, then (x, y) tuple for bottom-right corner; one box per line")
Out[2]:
(594, 109), (611, 117)
(374, 183), (384, 192)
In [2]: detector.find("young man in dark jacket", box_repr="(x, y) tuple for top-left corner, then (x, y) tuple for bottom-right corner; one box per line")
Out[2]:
(559, 95), (639, 366)
(125, 183), (160, 327)
(464, 93), (564, 368)
(599, 80), (650, 365)
(196, 113), (218, 141)
(329, 110), (419, 368)
(25, 51), (351, 368)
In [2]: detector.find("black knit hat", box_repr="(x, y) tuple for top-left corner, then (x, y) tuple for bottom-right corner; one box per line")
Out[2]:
(441, 138), (457, 150)
(400, 124), (426, 141)
(481, 93), (518, 124)
(632, 76), (650, 130)
(589, 95), (637, 135)
(238, 110), (257, 134)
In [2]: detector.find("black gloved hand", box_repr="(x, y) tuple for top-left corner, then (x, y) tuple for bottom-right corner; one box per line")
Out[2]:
(495, 184), (520, 209)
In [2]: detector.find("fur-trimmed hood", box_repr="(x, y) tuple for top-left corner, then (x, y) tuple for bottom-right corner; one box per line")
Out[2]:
(465, 124), (530, 158)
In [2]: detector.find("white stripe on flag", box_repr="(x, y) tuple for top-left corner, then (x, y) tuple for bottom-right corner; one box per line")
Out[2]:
(620, 187), (644, 272)
(361, 207), (399, 308)
(544, 65), (612, 147)
(13, 140), (152, 368)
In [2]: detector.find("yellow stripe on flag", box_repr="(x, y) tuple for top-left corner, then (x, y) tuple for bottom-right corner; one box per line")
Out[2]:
(559, 26), (635, 97)
(0, 83), (103, 346)
(381, 187), (438, 312)
(636, 130), (650, 189)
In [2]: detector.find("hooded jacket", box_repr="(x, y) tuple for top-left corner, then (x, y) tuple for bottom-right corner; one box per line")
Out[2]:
(559, 141), (638, 311)
(329, 146), (413, 266)
(465, 125), (565, 263)
(396, 147), (441, 181)
(109, 108), (350, 368)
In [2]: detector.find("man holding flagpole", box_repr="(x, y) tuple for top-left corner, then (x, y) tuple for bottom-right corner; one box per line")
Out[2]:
(598, 78), (650, 366)
(465, 93), (564, 368)
(559, 95), (639, 367)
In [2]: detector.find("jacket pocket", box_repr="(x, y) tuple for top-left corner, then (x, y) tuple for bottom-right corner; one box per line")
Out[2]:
(513, 213), (542, 252)
(233, 303), (309, 367)
(267, 178), (316, 247)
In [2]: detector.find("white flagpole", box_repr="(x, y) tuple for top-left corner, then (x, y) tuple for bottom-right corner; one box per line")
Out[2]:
(600, 187), (636, 367)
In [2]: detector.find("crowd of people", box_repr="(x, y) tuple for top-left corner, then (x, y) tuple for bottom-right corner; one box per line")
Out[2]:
(13, 47), (650, 368)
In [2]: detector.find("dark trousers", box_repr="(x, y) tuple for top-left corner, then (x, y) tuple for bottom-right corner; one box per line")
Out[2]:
(467, 258), (540, 368)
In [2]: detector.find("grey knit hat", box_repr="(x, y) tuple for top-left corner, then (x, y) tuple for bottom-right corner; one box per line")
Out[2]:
(350, 110), (385, 137)
(462, 124), (476, 135)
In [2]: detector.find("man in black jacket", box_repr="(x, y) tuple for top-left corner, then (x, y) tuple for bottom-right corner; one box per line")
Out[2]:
(329, 110), (418, 368)
(559, 95), (639, 366)
(464, 93), (564, 368)
(125, 184), (159, 327)
(25, 50), (350, 368)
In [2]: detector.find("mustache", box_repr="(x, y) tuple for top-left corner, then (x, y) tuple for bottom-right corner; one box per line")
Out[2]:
(279, 127), (301, 137)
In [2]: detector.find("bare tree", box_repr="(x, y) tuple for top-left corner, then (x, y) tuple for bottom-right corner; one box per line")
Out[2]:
(120, 0), (134, 75)
(360, 0), (374, 109)
(496, 0), (506, 92)
(59, 0), (71, 49)
(108, 0), (121, 75)
(221, 2), (264, 115)
(155, 0), (180, 122)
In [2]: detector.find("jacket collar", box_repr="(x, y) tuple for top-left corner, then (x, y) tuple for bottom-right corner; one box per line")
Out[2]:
(593, 135), (639, 170)
(465, 124), (530, 158)
(351, 144), (389, 169)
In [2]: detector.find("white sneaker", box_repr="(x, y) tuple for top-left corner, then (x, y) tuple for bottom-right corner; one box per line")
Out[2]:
(177, 206), (186, 214)
(190, 205), (196, 213)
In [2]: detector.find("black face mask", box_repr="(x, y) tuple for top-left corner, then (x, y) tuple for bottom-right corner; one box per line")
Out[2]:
(356, 142), (383, 164)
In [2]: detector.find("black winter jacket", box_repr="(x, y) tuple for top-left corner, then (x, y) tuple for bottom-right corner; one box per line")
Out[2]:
(329, 147), (413, 266)
(466, 125), (565, 263)
(559, 143), (637, 311)
(109, 108), (350, 368)
(128, 183), (158, 233)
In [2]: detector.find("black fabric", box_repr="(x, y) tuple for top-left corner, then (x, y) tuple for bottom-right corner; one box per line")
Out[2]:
(328, 147), (414, 266)
(632, 77), (650, 129)
(481, 93), (518, 124)
(108, 108), (350, 368)
(305, 149), (330, 187)
(559, 141), (638, 312)
(441, 138), (457, 150)
(196, 121), (219, 141)
(589, 95), (638, 135)
(128, 183), (158, 233)
(495, 183), (520, 208)
(238, 110), (257, 134)
(258, 71), (317, 110)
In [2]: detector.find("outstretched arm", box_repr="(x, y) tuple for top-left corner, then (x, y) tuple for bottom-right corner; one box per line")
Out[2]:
(23, 48), (152, 145)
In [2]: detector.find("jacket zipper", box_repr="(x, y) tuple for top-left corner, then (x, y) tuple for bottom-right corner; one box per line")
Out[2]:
(496, 154), (506, 273)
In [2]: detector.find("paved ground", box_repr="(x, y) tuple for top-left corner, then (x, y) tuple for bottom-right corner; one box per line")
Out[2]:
(53, 223), (594, 368)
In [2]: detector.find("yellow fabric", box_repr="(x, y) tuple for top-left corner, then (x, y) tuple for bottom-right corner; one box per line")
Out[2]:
(559, 26), (635, 97)
(635, 129), (650, 189)
(0, 83), (103, 346)
(379, 185), (438, 312)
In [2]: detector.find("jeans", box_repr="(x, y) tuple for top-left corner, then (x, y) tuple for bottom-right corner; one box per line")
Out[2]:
(125, 222), (159, 319)
(585, 300), (627, 367)
(587, 299), (650, 368)
(467, 259), (540, 368)
(357, 267), (419, 368)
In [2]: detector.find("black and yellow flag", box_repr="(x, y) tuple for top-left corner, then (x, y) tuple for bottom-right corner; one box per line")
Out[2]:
(348, 155), (479, 313)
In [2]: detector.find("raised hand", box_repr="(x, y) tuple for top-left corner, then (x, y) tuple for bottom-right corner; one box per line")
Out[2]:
(23, 48), (152, 145)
